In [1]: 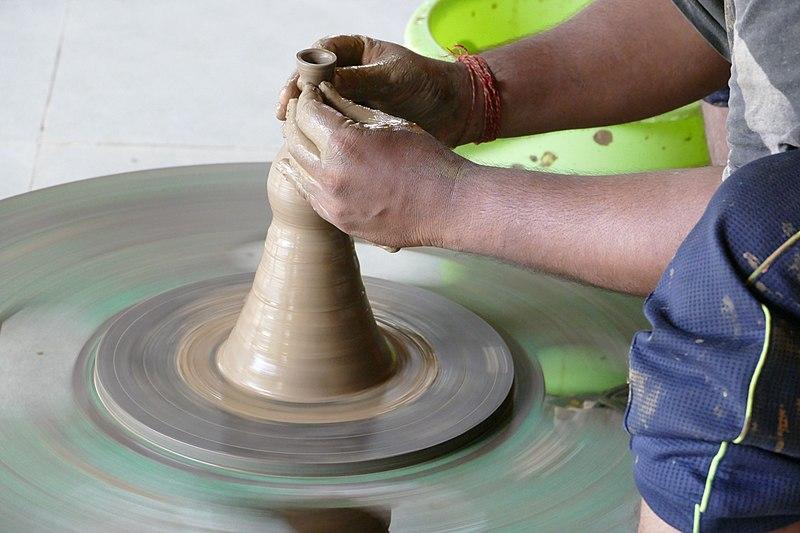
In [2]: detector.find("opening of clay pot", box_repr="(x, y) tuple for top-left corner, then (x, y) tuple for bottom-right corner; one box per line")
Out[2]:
(296, 48), (336, 67)
(295, 48), (337, 88)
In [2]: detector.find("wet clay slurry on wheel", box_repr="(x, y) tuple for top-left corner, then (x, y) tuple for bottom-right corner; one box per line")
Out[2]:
(217, 49), (397, 403)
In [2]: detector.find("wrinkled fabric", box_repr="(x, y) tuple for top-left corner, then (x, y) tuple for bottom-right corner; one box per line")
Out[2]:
(672, 0), (800, 176)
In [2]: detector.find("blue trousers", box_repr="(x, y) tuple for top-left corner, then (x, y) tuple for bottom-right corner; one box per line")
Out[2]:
(626, 150), (800, 532)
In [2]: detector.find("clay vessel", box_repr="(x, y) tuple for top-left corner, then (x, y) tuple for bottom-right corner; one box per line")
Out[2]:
(217, 49), (395, 402)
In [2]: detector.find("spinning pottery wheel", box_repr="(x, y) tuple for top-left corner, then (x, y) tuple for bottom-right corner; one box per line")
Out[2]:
(0, 163), (645, 531)
(0, 51), (647, 532)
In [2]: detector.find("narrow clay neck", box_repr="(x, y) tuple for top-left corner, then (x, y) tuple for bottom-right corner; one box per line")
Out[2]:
(296, 48), (336, 88)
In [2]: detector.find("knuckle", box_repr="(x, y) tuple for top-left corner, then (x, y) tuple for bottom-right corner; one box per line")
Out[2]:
(330, 177), (349, 197)
(328, 128), (360, 160)
(327, 198), (349, 224)
(323, 172), (348, 197)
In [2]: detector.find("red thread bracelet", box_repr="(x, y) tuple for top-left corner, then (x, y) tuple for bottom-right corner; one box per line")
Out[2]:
(451, 45), (502, 144)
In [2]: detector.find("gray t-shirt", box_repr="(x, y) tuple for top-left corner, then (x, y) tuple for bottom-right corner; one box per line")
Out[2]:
(672, 0), (800, 177)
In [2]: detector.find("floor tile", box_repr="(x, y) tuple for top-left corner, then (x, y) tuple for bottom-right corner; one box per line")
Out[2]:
(0, 142), (37, 200)
(44, 0), (420, 149)
(31, 142), (271, 190)
(0, 0), (67, 142)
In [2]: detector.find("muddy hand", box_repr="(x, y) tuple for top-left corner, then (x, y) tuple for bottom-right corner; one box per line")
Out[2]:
(283, 82), (472, 250)
(277, 35), (477, 147)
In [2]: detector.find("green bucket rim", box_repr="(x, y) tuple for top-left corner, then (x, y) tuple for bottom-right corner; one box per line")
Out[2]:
(404, 0), (702, 125)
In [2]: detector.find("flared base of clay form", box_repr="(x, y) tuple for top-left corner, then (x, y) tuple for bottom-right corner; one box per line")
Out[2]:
(215, 148), (395, 403)
(92, 273), (514, 474)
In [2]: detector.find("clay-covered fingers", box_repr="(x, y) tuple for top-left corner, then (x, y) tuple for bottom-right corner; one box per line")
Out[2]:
(276, 34), (380, 120)
(274, 157), (332, 221)
(277, 72), (301, 120)
(284, 97), (322, 175)
(273, 158), (308, 199)
(293, 85), (355, 158)
(318, 82), (380, 123)
(320, 82), (422, 133)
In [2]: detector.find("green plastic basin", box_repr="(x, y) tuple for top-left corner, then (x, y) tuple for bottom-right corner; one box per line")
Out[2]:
(405, 0), (710, 174)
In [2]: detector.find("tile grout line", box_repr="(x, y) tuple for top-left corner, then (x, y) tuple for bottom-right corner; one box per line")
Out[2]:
(40, 140), (276, 152)
(28, 0), (71, 191)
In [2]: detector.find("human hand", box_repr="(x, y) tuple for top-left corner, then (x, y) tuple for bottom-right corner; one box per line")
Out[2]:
(277, 35), (477, 147)
(282, 82), (472, 250)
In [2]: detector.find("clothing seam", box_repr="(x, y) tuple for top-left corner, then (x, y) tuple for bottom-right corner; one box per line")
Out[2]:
(692, 284), (773, 533)
(669, 0), (730, 60)
(733, 304), (771, 443)
(693, 441), (729, 533)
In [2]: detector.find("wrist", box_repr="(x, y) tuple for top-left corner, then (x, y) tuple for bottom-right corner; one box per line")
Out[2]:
(449, 61), (485, 146)
(437, 157), (480, 251)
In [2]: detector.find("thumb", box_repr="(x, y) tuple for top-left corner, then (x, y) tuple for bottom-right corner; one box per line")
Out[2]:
(319, 81), (383, 124)
(319, 81), (420, 132)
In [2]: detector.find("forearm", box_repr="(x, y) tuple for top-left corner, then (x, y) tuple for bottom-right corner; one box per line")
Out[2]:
(446, 164), (723, 295)
(479, 0), (730, 138)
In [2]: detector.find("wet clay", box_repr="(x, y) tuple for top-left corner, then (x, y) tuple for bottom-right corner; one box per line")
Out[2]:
(294, 48), (338, 87)
(177, 282), (437, 423)
(216, 49), (395, 403)
(93, 273), (513, 473)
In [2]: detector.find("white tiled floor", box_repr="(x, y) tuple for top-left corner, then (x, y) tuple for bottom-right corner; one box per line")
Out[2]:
(0, 0), (419, 200)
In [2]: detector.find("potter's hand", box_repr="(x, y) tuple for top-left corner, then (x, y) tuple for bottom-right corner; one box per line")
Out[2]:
(277, 35), (475, 147)
(283, 82), (470, 249)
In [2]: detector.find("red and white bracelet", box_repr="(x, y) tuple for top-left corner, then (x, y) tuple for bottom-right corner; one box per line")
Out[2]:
(452, 44), (502, 144)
